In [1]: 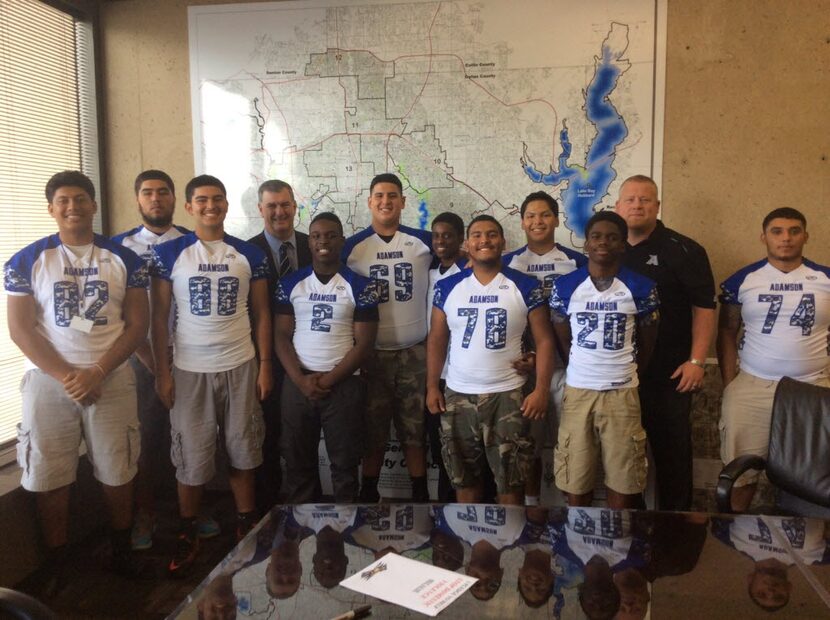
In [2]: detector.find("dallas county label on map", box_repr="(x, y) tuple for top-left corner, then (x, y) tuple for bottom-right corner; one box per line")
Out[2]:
(188, 0), (666, 250)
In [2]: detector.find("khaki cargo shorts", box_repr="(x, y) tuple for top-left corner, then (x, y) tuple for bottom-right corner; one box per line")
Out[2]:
(554, 386), (647, 495)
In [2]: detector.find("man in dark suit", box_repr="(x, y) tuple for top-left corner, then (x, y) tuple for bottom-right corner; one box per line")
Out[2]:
(247, 179), (311, 511)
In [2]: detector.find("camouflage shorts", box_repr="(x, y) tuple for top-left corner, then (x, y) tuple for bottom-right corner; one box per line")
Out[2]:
(364, 343), (427, 451)
(440, 388), (534, 494)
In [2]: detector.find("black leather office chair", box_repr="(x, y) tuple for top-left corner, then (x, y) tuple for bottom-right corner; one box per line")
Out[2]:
(716, 376), (830, 516)
(0, 588), (55, 620)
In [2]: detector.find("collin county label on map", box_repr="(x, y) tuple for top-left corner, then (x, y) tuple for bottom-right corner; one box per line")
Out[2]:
(188, 0), (666, 250)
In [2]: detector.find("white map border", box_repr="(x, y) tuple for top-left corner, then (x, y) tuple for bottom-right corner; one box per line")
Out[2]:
(188, 0), (667, 249)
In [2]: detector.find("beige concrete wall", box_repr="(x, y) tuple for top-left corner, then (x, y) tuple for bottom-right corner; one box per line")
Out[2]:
(100, 0), (830, 283)
(661, 0), (830, 280)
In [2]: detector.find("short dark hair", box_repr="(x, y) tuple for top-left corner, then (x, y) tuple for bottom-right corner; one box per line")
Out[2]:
(520, 191), (559, 218)
(310, 211), (343, 233)
(431, 211), (465, 238)
(258, 179), (295, 203)
(134, 169), (174, 195)
(762, 207), (807, 231)
(467, 214), (504, 237)
(185, 174), (226, 202)
(369, 173), (403, 193)
(620, 174), (658, 193)
(45, 170), (95, 202)
(585, 210), (627, 240)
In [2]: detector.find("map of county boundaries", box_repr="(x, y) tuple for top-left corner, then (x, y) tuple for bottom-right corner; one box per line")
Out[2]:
(189, 0), (665, 250)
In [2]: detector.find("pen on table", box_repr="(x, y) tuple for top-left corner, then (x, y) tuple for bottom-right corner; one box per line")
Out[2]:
(330, 604), (372, 620)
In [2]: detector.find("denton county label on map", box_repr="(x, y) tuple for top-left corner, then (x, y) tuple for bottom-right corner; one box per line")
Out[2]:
(189, 0), (666, 251)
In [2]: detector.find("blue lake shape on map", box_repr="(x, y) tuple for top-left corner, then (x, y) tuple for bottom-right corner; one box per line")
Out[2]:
(418, 199), (429, 230)
(523, 22), (630, 240)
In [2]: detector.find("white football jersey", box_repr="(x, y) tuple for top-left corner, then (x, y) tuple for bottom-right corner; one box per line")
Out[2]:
(550, 266), (659, 390)
(351, 505), (432, 553)
(502, 243), (587, 299)
(719, 259), (830, 381)
(151, 233), (269, 373)
(274, 266), (379, 372)
(4, 234), (148, 368)
(433, 267), (544, 394)
(113, 224), (189, 335)
(427, 258), (467, 380)
(552, 508), (641, 570)
(343, 225), (433, 350)
(292, 505), (358, 534)
(432, 504), (525, 550)
(112, 224), (190, 263)
(712, 516), (830, 565)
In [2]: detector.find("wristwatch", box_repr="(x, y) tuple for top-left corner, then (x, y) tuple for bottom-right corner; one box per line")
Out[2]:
(688, 358), (704, 368)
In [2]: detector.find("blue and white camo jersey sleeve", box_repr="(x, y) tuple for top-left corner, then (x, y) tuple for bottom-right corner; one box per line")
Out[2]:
(502, 266), (545, 311)
(549, 287), (566, 315)
(525, 280), (545, 311)
(549, 268), (583, 319)
(432, 270), (467, 311)
(106, 237), (150, 289)
(273, 280), (290, 305)
(635, 284), (660, 316)
(3, 262), (32, 294)
(355, 275), (382, 310)
(617, 266), (659, 316)
(719, 259), (767, 305)
(225, 235), (270, 281)
(149, 240), (178, 281)
(4, 235), (58, 295)
(273, 268), (306, 307)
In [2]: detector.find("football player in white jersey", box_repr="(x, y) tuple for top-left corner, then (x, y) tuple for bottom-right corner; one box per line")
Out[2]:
(112, 169), (194, 550)
(343, 173), (434, 502)
(503, 191), (587, 506)
(351, 504), (432, 559)
(5, 171), (149, 580)
(432, 503), (526, 600)
(274, 212), (379, 503)
(425, 211), (468, 503)
(712, 514), (830, 612)
(550, 211), (659, 509)
(718, 207), (830, 512)
(151, 175), (273, 576)
(427, 215), (554, 505)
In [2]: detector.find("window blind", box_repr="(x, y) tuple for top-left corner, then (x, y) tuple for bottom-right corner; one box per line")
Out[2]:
(0, 0), (100, 453)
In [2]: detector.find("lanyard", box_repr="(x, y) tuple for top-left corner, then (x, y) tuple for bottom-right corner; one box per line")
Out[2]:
(59, 242), (97, 315)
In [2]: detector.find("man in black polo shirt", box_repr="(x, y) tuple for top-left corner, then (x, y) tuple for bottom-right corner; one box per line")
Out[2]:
(615, 175), (716, 511)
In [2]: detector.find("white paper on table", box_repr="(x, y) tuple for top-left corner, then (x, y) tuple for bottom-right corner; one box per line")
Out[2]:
(339, 553), (477, 617)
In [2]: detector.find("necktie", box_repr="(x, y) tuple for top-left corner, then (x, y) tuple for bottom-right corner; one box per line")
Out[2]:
(278, 241), (293, 278)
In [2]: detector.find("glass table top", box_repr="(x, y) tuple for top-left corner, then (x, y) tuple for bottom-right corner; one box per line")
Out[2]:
(169, 504), (830, 619)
